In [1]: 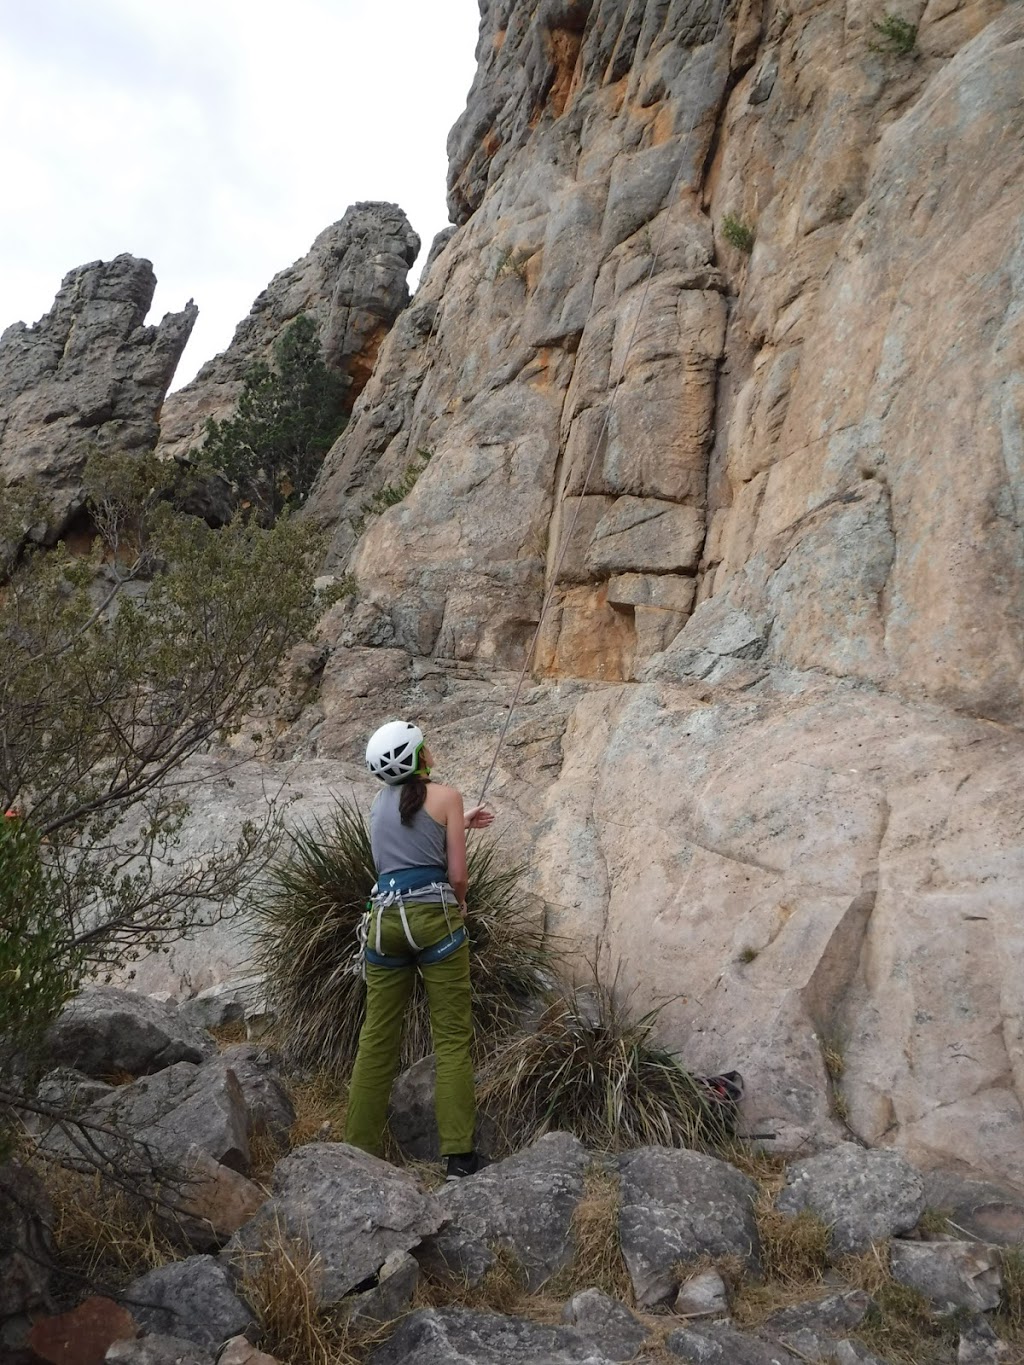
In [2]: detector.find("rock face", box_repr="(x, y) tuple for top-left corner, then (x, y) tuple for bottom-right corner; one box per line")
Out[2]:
(290, 0), (1024, 1194)
(0, 255), (196, 539)
(155, 202), (420, 464)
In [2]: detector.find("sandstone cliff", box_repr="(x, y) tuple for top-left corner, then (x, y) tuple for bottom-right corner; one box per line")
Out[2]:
(155, 202), (421, 465)
(0, 256), (196, 540)
(296, 0), (1024, 1189)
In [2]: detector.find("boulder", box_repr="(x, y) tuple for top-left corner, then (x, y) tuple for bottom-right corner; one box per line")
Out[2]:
(674, 1270), (729, 1318)
(159, 1145), (266, 1252)
(120, 1255), (254, 1351)
(665, 1321), (803, 1363)
(388, 1055), (495, 1161)
(105, 1338), (212, 1365)
(889, 1240), (1003, 1314)
(830, 1344), (891, 1365)
(0, 1161), (56, 1317)
(923, 1170), (1024, 1247)
(417, 1132), (589, 1290)
(367, 1306), (632, 1365)
(559, 1288), (648, 1362)
(68, 1061), (251, 1173)
(179, 977), (267, 1032)
(774, 1144), (925, 1255)
(223, 1142), (444, 1308)
(35, 1069), (115, 1113)
(346, 1250), (420, 1330)
(957, 1314), (1010, 1364)
(46, 988), (214, 1079)
(616, 1146), (760, 1306)
(217, 1046), (295, 1145)
(28, 1297), (137, 1365)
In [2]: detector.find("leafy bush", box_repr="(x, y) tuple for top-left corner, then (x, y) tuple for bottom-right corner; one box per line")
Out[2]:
(477, 975), (733, 1154)
(253, 800), (553, 1074)
(722, 214), (756, 254)
(198, 314), (348, 524)
(0, 456), (321, 1154)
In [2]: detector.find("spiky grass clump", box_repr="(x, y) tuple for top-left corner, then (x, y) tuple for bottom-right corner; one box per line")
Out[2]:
(238, 1220), (353, 1365)
(253, 801), (553, 1076)
(477, 977), (730, 1154)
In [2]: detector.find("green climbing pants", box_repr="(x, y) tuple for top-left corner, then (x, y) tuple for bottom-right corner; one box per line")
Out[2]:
(345, 901), (475, 1157)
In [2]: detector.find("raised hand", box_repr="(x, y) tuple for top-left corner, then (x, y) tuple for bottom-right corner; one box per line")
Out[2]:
(464, 804), (495, 830)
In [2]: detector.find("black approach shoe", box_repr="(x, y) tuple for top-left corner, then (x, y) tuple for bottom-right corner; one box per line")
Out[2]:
(445, 1151), (484, 1181)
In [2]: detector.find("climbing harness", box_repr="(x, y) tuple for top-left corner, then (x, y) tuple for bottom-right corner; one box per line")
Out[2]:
(693, 1070), (745, 1139)
(350, 863), (465, 978)
(474, 0), (733, 810)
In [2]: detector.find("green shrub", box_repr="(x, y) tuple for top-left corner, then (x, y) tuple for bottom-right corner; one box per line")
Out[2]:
(198, 314), (348, 524)
(253, 800), (553, 1075)
(722, 214), (756, 254)
(478, 974), (733, 1154)
(871, 13), (917, 54)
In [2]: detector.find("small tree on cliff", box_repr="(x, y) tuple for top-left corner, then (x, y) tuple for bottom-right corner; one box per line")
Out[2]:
(198, 314), (348, 523)
(0, 453), (323, 1148)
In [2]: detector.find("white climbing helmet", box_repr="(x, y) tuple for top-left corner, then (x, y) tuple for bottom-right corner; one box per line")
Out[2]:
(365, 720), (425, 785)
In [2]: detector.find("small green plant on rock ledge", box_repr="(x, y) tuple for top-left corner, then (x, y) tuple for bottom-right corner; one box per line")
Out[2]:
(870, 13), (918, 55)
(722, 213), (756, 254)
(351, 447), (432, 536)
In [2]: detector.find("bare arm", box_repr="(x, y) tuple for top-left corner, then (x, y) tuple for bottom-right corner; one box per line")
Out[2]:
(444, 788), (469, 913)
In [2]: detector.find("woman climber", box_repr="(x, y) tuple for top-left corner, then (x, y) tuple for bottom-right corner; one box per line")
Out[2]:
(344, 719), (494, 1178)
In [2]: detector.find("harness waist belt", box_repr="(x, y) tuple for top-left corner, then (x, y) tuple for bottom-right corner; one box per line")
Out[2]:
(372, 864), (449, 897)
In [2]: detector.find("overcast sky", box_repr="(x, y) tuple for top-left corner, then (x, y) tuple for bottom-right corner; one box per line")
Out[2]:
(0, 0), (481, 388)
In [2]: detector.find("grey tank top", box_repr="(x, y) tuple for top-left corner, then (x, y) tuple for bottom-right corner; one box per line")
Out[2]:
(370, 785), (450, 904)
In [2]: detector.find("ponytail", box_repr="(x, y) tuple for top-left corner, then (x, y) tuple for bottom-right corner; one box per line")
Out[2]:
(399, 775), (428, 825)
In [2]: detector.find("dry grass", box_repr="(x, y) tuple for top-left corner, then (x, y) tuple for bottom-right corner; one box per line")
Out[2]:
(836, 1242), (962, 1364)
(479, 977), (734, 1156)
(209, 1019), (249, 1048)
(545, 1164), (633, 1303)
(237, 1218), (354, 1365)
(286, 1072), (350, 1149)
(36, 1160), (178, 1285)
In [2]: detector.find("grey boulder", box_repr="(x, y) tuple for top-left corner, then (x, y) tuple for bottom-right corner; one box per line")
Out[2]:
(368, 1306), (634, 1365)
(890, 1240), (1003, 1313)
(762, 1288), (872, 1357)
(46, 987), (214, 1078)
(121, 1255), (254, 1350)
(106, 1337), (213, 1365)
(417, 1131), (589, 1290)
(179, 977), (267, 1033)
(666, 1321), (803, 1363)
(387, 1055), (495, 1161)
(560, 1288), (648, 1361)
(218, 1045), (295, 1144)
(67, 1060), (251, 1173)
(224, 1142), (444, 1308)
(774, 1143), (925, 1255)
(347, 1249), (420, 1329)
(617, 1146), (760, 1306)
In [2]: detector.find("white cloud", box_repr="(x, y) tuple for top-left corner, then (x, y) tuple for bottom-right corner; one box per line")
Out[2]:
(0, 0), (480, 386)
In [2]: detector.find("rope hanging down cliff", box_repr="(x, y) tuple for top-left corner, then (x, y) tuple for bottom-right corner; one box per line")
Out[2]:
(475, 0), (734, 810)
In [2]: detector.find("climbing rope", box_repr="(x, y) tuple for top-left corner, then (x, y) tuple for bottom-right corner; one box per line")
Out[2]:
(474, 0), (734, 809)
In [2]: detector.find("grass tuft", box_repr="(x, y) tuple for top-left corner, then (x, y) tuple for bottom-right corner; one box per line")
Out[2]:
(237, 1219), (353, 1365)
(253, 801), (553, 1077)
(837, 1242), (961, 1364)
(997, 1247), (1024, 1343)
(478, 973), (733, 1155)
